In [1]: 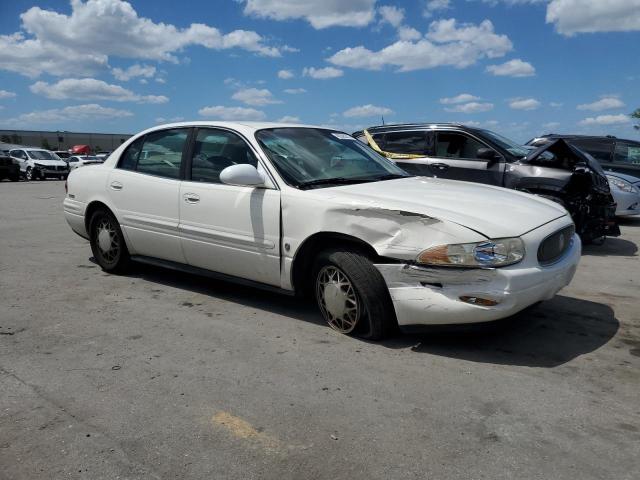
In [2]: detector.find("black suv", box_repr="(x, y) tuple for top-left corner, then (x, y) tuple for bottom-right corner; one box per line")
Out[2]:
(0, 154), (19, 182)
(353, 123), (619, 242)
(525, 134), (640, 177)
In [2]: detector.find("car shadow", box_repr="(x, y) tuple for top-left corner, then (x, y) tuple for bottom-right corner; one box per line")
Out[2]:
(109, 261), (619, 369)
(378, 295), (618, 367)
(582, 237), (637, 257)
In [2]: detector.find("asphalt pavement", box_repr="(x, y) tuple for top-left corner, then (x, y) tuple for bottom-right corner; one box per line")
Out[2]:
(1, 180), (639, 479)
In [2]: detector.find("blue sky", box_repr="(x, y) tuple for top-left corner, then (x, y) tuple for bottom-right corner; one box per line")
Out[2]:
(0, 0), (639, 142)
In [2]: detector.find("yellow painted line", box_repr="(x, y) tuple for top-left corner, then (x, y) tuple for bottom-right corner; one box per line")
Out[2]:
(211, 411), (281, 453)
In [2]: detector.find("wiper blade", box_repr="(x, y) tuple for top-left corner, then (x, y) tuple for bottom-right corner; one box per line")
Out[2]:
(297, 177), (374, 189)
(374, 173), (411, 181)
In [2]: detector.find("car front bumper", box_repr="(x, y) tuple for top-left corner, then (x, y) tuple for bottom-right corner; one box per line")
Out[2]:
(375, 218), (581, 326)
(613, 189), (640, 216)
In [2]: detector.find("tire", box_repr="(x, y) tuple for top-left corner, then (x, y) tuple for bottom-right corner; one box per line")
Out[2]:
(25, 167), (33, 181)
(89, 208), (131, 274)
(313, 249), (397, 340)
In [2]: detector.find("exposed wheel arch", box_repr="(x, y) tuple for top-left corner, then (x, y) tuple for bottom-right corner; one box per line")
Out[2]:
(290, 232), (381, 298)
(84, 201), (115, 237)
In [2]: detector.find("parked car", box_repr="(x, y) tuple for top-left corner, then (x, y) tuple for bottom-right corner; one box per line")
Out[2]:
(9, 148), (69, 180)
(67, 155), (104, 170)
(0, 154), (20, 182)
(54, 150), (71, 159)
(64, 122), (580, 340)
(95, 151), (112, 161)
(353, 123), (619, 243)
(526, 134), (640, 216)
(526, 134), (640, 177)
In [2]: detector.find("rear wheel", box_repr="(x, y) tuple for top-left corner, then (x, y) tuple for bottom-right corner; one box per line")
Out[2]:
(89, 208), (130, 273)
(313, 249), (396, 340)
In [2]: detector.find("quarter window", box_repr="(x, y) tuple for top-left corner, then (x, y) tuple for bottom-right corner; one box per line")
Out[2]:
(189, 128), (257, 183)
(435, 132), (486, 160)
(118, 136), (145, 170)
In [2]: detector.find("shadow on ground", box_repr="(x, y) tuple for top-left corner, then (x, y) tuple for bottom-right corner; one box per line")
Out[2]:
(104, 261), (618, 369)
(583, 237), (637, 257)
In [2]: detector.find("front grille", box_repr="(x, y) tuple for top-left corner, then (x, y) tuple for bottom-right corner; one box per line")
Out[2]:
(538, 225), (575, 265)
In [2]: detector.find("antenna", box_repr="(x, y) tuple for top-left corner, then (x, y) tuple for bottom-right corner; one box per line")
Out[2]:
(381, 115), (385, 125)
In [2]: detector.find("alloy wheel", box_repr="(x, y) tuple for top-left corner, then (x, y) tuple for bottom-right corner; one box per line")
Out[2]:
(316, 265), (361, 333)
(95, 217), (120, 264)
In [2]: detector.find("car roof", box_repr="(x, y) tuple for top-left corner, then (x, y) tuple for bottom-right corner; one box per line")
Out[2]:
(352, 123), (468, 135)
(151, 121), (329, 135)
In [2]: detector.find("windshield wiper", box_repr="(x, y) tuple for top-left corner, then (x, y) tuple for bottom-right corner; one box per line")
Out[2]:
(297, 177), (375, 189)
(373, 173), (411, 181)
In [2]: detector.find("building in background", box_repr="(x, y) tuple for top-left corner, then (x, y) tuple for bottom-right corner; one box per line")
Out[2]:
(0, 129), (132, 153)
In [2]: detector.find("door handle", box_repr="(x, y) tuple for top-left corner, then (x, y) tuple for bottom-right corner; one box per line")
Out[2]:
(431, 163), (450, 171)
(110, 181), (123, 191)
(183, 193), (200, 204)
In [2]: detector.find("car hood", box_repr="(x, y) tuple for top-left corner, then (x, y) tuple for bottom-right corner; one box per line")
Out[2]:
(316, 176), (567, 238)
(32, 159), (68, 167)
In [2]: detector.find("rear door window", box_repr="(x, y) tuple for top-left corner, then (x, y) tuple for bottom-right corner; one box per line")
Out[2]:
(614, 141), (640, 165)
(571, 139), (613, 163)
(136, 129), (188, 179)
(381, 131), (430, 155)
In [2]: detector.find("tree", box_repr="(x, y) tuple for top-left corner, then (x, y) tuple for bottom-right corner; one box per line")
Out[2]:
(632, 108), (640, 131)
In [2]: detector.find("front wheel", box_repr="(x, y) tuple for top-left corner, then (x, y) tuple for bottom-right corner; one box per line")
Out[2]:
(313, 250), (397, 340)
(25, 167), (33, 181)
(89, 209), (131, 273)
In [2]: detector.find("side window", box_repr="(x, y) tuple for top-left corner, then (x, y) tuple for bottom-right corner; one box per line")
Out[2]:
(190, 128), (257, 183)
(382, 131), (429, 155)
(572, 139), (613, 163)
(614, 141), (640, 165)
(118, 136), (145, 170)
(136, 129), (188, 179)
(435, 132), (486, 160)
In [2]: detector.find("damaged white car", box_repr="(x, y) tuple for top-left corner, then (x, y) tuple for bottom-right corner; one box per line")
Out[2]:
(64, 122), (581, 339)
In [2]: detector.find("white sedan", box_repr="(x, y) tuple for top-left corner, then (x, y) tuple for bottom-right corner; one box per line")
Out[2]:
(67, 155), (103, 170)
(64, 122), (580, 339)
(606, 172), (640, 216)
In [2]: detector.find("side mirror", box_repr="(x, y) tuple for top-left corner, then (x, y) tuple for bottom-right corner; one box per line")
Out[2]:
(220, 164), (266, 187)
(476, 147), (500, 165)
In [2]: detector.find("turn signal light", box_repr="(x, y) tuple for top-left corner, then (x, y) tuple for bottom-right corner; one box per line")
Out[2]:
(459, 296), (500, 307)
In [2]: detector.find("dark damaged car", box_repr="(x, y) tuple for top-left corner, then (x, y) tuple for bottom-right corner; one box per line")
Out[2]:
(354, 123), (620, 243)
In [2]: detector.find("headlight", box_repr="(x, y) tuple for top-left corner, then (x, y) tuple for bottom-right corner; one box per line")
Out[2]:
(34, 163), (44, 168)
(417, 237), (525, 267)
(607, 175), (639, 194)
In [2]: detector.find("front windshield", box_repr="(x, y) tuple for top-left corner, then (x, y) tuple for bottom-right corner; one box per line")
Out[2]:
(255, 128), (409, 188)
(478, 129), (529, 158)
(27, 150), (59, 160)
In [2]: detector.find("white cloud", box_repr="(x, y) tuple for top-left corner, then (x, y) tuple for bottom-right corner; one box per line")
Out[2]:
(379, 6), (405, 28)
(241, 0), (377, 29)
(112, 63), (156, 81)
(0, 0), (281, 78)
(303, 66), (344, 79)
(198, 105), (266, 120)
(328, 19), (512, 72)
(278, 69), (294, 79)
(284, 88), (307, 94)
(343, 104), (394, 118)
(579, 114), (630, 126)
(423, 0), (451, 17)
(444, 102), (494, 113)
(550, 102), (563, 108)
(278, 115), (301, 123)
(440, 93), (481, 104)
(29, 78), (168, 104)
(231, 88), (281, 106)
(397, 26), (422, 41)
(0, 90), (16, 99)
(155, 116), (184, 123)
(546, 0), (640, 36)
(5, 103), (133, 125)
(509, 98), (541, 110)
(577, 96), (625, 111)
(486, 58), (535, 77)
